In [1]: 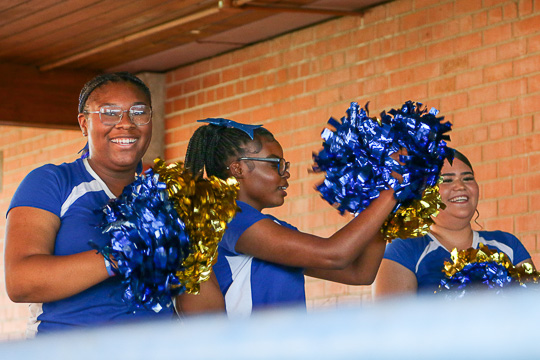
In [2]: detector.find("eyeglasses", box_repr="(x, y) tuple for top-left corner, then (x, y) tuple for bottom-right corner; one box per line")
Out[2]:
(84, 105), (152, 126)
(237, 157), (290, 176)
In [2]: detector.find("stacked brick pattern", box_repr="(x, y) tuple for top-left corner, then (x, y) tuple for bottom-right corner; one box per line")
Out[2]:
(0, 128), (84, 340)
(164, 0), (540, 308)
(0, 0), (539, 340)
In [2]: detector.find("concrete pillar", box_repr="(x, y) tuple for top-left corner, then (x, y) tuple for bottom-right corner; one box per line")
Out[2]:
(136, 72), (166, 168)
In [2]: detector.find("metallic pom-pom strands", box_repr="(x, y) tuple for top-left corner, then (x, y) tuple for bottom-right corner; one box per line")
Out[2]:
(93, 159), (239, 312)
(437, 244), (540, 297)
(153, 158), (239, 295)
(312, 101), (453, 242)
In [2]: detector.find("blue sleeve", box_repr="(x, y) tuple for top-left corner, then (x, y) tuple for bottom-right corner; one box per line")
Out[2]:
(502, 231), (531, 264)
(383, 238), (419, 273)
(7, 164), (64, 218)
(220, 202), (267, 254)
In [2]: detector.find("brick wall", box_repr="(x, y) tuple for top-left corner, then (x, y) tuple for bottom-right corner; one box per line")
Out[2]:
(1, 0), (539, 340)
(163, 0), (540, 309)
(0, 127), (84, 340)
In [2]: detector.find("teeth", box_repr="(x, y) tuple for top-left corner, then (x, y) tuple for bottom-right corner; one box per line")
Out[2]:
(278, 186), (287, 190)
(450, 196), (468, 203)
(111, 138), (136, 145)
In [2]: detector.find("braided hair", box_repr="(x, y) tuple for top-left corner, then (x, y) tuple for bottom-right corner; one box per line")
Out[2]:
(78, 71), (151, 113)
(185, 124), (275, 180)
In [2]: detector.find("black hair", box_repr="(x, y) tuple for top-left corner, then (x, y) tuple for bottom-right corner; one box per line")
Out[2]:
(185, 124), (275, 180)
(452, 149), (474, 173)
(78, 72), (151, 113)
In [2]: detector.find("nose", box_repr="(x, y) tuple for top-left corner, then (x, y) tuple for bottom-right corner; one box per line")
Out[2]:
(282, 168), (291, 179)
(452, 178), (465, 190)
(115, 110), (136, 129)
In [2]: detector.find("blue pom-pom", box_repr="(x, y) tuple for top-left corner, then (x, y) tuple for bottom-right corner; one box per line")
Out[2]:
(92, 169), (191, 312)
(312, 101), (452, 214)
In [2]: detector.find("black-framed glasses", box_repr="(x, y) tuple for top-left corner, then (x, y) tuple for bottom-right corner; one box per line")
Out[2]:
(84, 105), (152, 126)
(237, 157), (290, 176)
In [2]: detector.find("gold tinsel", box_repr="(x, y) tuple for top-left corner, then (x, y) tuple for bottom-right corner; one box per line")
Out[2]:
(153, 158), (240, 294)
(442, 243), (539, 285)
(381, 182), (446, 242)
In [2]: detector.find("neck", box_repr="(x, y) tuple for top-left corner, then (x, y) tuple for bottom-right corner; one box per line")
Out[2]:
(87, 158), (137, 196)
(430, 223), (474, 251)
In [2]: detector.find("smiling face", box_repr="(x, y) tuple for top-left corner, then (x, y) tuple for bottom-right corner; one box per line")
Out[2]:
(434, 158), (480, 229)
(233, 137), (290, 211)
(78, 81), (152, 175)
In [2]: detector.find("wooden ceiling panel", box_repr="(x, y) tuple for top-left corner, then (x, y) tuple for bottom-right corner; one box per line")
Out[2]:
(0, 0), (386, 128)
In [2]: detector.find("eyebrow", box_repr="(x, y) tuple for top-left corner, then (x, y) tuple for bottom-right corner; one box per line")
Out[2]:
(441, 171), (474, 177)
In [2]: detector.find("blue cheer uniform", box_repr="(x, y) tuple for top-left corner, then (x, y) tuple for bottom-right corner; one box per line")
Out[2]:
(7, 158), (173, 336)
(213, 201), (306, 317)
(383, 230), (532, 293)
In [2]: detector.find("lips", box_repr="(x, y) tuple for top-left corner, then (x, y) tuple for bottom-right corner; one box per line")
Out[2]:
(449, 195), (468, 203)
(111, 137), (137, 145)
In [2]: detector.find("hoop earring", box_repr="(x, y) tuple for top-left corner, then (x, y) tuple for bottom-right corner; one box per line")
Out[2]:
(473, 209), (483, 229)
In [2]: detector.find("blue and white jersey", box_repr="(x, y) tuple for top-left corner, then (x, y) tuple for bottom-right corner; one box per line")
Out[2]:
(214, 201), (306, 318)
(8, 158), (173, 335)
(383, 230), (532, 293)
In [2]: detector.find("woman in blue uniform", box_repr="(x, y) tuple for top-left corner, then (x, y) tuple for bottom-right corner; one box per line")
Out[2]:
(4, 72), (222, 336)
(185, 119), (399, 317)
(374, 150), (535, 296)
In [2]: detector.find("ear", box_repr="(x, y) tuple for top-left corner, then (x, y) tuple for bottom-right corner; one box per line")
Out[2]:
(78, 113), (88, 137)
(228, 161), (244, 179)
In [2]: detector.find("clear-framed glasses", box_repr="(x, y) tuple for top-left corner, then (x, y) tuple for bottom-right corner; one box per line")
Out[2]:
(84, 105), (152, 126)
(237, 157), (290, 176)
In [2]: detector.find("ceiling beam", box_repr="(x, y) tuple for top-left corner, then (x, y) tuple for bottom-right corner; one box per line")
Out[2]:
(0, 63), (99, 130)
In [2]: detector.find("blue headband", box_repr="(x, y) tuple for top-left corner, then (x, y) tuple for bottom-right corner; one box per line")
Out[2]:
(198, 118), (263, 140)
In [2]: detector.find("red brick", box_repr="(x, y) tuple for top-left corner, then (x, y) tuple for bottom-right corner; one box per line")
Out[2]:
(429, 77), (456, 96)
(531, 194), (540, 211)
(482, 102), (512, 123)
(484, 62), (512, 83)
(477, 199), (498, 218)
(427, 38), (455, 59)
(516, 213), (540, 233)
(482, 140), (513, 161)
(514, 55), (540, 76)
(502, 1), (518, 19)
(455, 0), (483, 14)
(456, 69), (484, 89)
(514, 94), (540, 115)
(520, 234), (537, 253)
(514, 14), (540, 36)
(497, 38), (526, 60)
(498, 78), (527, 100)
(482, 178), (513, 198)
(484, 217), (514, 233)
(498, 196), (529, 215)
(472, 10), (488, 29)
(456, 33), (482, 52)
(485, 25), (517, 45)
(487, 6), (504, 24)
(469, 85), (497, 106)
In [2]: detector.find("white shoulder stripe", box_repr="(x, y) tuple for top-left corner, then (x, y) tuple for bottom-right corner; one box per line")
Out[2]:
(415, 234), (443, 274)
(224, 255), (254, 318)
(474, 231), (514, 262)
(60, 180), (104, 217)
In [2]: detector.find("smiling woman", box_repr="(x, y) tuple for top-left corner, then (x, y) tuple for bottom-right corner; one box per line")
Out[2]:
(3, 72), (223, 336)
(374, 150), (536, 297)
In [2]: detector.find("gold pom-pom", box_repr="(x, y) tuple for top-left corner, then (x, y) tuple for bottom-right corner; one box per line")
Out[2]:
(442, 243), (539, 285)
(153, 158), (240, 294)
(381, 183), (446, 242)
